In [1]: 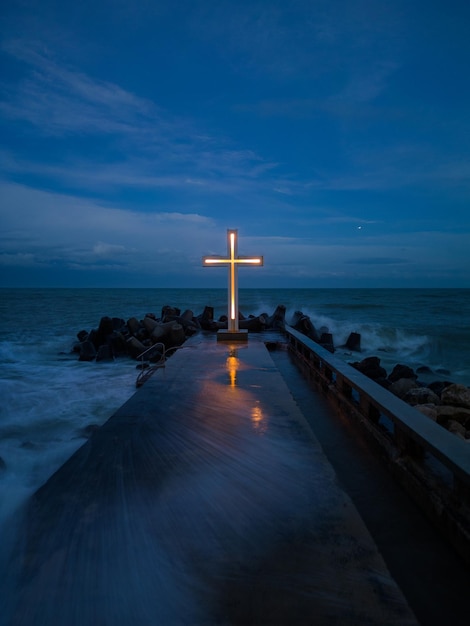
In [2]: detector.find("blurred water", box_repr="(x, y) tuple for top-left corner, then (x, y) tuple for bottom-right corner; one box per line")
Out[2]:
(0, 287), (469, 532)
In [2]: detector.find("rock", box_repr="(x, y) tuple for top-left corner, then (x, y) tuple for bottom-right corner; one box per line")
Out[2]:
(389, 378), (419, 400)
(151, 320), (180, 342)
(71, 342), (82, 354)
(161, 305), (180, 321)
(344, 332), (361, 352)
(435, 405), (470, 425)
(447, 420), (466, 438)
(427, 380), (453, 397)
(289, 311), (303, 327)
(97, 316), (114, 344)
(267, 305), (286, 329)
(143, 316), (159, 334)
(403, 387), (440, 406)
(96, 345), (114, 362)
(112, 317), (126, 331)
(198, 306), (214, 330)
(239, 315), (268, 332)
(416, 365), (433, 374)
(79, 340), (97, 362)
(77, 329), (88, 342)
(292, 314), (321, 343)
(414, 404), (438, 421)
(109, 332), (129, 356)
(127, 317), (141, 336)
(388, 364), (417, 383)
(169, 322), (185, 347)
(126, 336), (147, 359)
(351, 356), (387, 382)
(441, 384), (470, 409)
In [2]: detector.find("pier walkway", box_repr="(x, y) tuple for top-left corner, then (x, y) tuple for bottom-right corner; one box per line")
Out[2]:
(1, 334), (432, 624)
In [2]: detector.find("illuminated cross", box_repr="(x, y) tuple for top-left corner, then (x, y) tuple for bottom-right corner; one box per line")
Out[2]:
(203, 229), (263, 333)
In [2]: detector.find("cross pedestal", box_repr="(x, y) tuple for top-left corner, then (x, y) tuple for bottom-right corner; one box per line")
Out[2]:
(203, 229), (263, 342)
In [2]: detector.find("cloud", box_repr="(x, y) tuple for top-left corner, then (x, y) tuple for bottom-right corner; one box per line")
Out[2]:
(0, 252), (36, 267)
(349, 256), (408, 265)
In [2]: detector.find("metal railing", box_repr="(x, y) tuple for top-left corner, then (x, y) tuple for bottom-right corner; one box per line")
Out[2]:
(284, 324), (470, 564)
(135, 343), (166, 387)
(135, 343), (191, 387)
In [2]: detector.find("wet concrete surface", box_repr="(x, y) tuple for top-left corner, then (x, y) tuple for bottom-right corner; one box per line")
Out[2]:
(2, 333), (418, 625)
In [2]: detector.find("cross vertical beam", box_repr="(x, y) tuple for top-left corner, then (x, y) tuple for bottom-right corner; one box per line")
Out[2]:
(203, 229), (263, 334)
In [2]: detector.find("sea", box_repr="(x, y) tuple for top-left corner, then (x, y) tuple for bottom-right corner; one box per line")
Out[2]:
(0, 287), (469, 531)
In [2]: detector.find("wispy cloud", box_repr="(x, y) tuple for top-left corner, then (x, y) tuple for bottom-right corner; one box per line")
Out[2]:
(0, 40), (283, 202)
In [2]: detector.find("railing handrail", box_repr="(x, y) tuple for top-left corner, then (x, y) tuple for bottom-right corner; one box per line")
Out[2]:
(136, 342), (165, 361)
(284, 325), (470, 485)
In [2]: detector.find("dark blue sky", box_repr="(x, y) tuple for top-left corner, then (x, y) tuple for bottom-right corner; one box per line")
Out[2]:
(1, 0), (469, 288)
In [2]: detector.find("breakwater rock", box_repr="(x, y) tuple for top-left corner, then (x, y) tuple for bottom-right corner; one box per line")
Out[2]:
(290, 310), (361, 354)
(351, 356), (470, 442)
(73, 304), (287, 363)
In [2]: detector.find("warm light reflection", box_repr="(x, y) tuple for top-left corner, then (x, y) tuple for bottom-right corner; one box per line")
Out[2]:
(251, 401), (266, 432)
(226, 350), (239, 388)
(202, 229), (263, 332)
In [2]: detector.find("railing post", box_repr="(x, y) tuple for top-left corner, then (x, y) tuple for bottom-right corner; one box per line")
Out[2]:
(359, 394), (380, 423)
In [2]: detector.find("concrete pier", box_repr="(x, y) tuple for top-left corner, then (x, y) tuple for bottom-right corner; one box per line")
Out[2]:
(3, 334), (419, 625)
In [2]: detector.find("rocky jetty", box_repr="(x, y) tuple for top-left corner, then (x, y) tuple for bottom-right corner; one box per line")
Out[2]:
(351, 355), (470, 442)
(289, 310), (360, 354)
(73, 303), (287, 363)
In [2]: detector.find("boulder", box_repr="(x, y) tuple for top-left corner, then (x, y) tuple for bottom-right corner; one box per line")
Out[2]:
(112, 317), (126, 331)
(289, 311), (304, 327)
(388, 364), (417, 383)
(403, 387), (440, 406)
(96, 316), (114, 345)
(79, 340), (97, 362)
(143, 316), (160, 334)
(127, 317), (141, 336)
(414, 404), (438, 421)
(161, 305), (181, 321)
(77, 329), (88, 342)
(126, 336), (147, 360)
(427, 380), (453, 397)
(109, 332), (129, 356)
(151, 320), (179, 342)
(293, 314), (321, 343)
(351, 356), (387, 382)
(267, 304), (286, 329)
(436, 405), (470, 426)
(239, 315), (268, 332)
(344, 332), (361, 352)
(447, 420), (466, 438)
(169, 322), (185, 347)
(389, 378), (419, 400)
(441, 384), (470, 409)
(197, 306), (215, 330)
(96, 345), (114, 362)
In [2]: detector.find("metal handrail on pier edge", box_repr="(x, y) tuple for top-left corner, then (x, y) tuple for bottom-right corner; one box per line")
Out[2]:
(284, 324), (470, 565)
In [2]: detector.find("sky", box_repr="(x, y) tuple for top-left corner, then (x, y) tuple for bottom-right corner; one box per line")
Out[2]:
(1, 0), (470, 288)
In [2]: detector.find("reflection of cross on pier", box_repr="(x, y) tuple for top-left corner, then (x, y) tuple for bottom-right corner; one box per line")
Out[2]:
(203, 229), (263, 341)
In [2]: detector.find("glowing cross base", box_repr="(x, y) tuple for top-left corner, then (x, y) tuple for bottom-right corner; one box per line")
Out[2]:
(203, 229), (263, 342)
